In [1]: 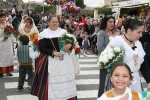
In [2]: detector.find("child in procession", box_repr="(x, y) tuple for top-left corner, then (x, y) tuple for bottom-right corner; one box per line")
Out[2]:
(109, 28), (121, 41)
(97, 63), (143, 100)
(15, 35), (38, 91)
(81, 34), (90, 56)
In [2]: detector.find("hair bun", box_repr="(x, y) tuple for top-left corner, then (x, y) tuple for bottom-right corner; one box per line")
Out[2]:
(123, 18), (131, 29)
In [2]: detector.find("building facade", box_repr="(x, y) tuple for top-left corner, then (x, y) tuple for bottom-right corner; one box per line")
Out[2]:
(104, 0), (118, 6)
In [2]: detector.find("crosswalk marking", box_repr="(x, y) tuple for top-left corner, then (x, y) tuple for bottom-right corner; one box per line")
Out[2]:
(7, 94), (38, 100)
(4, 82), (28, 89)
(79, 59), (97, 62)
(76, 79), (98, 85)
(2, 52), (147, 100)
(80, 64), (98, 68)
(78, 70), (99, 75)
(77, 90), (98, 98)
(80, 55), (98, 57)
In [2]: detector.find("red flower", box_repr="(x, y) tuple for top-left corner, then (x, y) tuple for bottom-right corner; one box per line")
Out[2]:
(4, 28), (9, 32)
(75, 48), (81, 54)
(33, 39), (39, 47)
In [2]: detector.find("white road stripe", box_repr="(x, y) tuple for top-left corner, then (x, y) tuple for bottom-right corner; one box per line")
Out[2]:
(5, 82), (28, 89)
(80, 64), (98, 68)
(3, 73), (19, 78)
(80, 55), (98, 57)
(78, 70), (99, 75)
(76, 79), (99, 85)
(79, 59), (97, 62)
(7, 94), (38, 100)
(77, 90), (98, 98)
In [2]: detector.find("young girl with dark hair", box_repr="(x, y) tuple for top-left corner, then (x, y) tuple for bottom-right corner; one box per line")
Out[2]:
(97, 63), (143, 100)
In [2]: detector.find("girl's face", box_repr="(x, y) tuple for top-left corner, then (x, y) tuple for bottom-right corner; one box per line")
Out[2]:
(128, 25), (144, 41)
(106, 18), (115, 30)
(0, 16), (6, 22)
(110, 66), (131, 90)
(48, 17), (59, 30)
(25, 20), (32, 26)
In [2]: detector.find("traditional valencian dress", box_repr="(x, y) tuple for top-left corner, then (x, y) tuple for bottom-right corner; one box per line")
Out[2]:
(106, 36), (145, 93)
(31, 28), (77, 100)
(0, 26), (14, 74)
(18, 19), (39, 70)
(97, 87), (143, 100)
(18, 22), (39, 44)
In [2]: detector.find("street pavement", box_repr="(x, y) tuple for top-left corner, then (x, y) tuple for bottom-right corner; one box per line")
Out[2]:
(0, 50), (147, 100)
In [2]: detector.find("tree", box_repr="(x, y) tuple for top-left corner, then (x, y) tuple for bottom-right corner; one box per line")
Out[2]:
(81, 10), (94, 18)
(66, 0), (85, 8)
(98, 6), (112, 15)
(28, 5), (56, 14)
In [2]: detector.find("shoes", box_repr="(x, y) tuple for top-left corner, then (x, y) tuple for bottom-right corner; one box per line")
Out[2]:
(7, 73), (13, 76)
(17, 88), (25, 92)
(0, 74), (3, 77)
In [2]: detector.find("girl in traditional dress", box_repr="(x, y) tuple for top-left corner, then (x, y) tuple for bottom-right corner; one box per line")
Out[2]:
(0, 12), (14, 76)
(31, 16), (77, 100)
(97, 63), (143, 100)
(18, 17), (39, 44)
(18, 17), (39, 70)
(98, 18), (150, 97)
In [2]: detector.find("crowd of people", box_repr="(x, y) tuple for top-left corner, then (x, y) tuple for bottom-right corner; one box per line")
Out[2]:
(0, 4), (150, 100)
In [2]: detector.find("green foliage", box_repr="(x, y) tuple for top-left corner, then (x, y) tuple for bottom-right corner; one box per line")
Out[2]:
(28, 5), (56, 14)
(61, 34), (75, 44)
(98, 6), (112, 15)
(66, 0), (85, 8)
(80, 10), (94, 18)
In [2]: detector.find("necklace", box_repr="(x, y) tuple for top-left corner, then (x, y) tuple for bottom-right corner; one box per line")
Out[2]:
(124, 34), (133, 44)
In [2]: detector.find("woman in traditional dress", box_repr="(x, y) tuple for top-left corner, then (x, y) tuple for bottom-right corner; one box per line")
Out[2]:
(0, 12), (14, 76)
(98, 18), (150, 98)
(31, 16), (77, 100)
(97, 63), (143, 100)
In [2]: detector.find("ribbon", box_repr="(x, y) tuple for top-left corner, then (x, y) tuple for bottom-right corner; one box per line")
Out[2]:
(107, 67), (112, 73)
(142, 91), (148, 98)
(59, 39), (64, 53)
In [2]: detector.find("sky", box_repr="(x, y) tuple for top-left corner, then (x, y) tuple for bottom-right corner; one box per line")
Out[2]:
(22, 0), (104, 7)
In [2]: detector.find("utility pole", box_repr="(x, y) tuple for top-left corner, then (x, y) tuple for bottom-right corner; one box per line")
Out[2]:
(74, 0), (76, 4)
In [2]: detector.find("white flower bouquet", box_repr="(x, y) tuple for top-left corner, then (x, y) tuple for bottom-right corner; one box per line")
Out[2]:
(97, 46), (124, 72)
(59, 33), (76, 53)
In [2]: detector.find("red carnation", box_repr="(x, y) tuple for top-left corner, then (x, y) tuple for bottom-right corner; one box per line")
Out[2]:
(4, 28), (9, 33)
(33, 39), (39, 47)
(75, 48), (81, 54)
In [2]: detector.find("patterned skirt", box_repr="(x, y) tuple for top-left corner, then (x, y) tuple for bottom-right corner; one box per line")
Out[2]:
(30, 53), (48, 100)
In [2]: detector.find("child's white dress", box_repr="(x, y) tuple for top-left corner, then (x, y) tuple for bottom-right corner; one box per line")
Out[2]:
(97, 87), (143, 100)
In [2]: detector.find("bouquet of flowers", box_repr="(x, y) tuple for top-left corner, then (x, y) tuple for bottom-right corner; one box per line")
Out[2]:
(2, 25), (14, 36)
(2, 25), (15, 41)
(32, 39), (39, 52)
(97, 46), (124, 91)
(98, 46), (124, 72)
(59, 33), (75, 53)
(13, 30), (19, 38)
